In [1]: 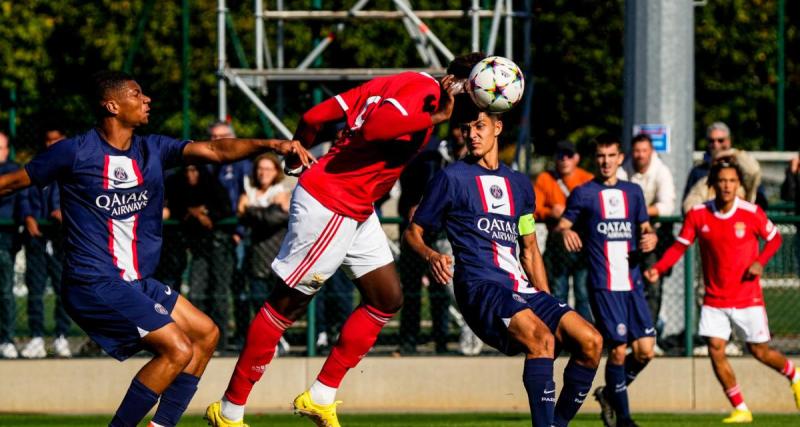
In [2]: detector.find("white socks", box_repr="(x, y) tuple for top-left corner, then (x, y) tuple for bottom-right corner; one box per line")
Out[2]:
(735, 402), (749, 411)
(221, 397), (245, 422)
(309, 380), (338, 405)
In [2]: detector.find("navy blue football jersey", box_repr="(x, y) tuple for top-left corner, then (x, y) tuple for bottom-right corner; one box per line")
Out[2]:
(412, 160), (537, 293)
(25, 129), (189, 283)
(562, 180), (649, 291)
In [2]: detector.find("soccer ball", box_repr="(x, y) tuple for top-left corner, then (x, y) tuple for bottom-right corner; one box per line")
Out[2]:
(467, 56), (525, 113)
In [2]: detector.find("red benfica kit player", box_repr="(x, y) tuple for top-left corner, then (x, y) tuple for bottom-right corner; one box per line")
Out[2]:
(205, 54), (484, 427)
(644, 160), (798, 423)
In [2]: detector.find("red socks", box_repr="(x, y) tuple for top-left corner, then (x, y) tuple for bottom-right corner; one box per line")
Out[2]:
(725, 385), (744, 408)
(317, 305), (394, 388)
(782, 359), (796, 381)
(224, 303), (293, 405)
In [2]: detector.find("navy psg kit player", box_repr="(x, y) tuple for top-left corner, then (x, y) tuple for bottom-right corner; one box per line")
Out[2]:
(557, 135), (657, 427)
(0, 71), (311, 427)
(405, 110), (602, 427)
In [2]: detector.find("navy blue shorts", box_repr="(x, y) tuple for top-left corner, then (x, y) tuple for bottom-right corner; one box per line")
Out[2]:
(61, 277), (179, 361)
(589, 287), (655, 345)
(455, 281), (572, 356)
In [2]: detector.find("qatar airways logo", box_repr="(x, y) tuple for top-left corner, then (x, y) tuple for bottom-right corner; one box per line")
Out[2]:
(596, 220), (633, 239)
(477, 217), (518, 243)
(95, 190), (149, 216)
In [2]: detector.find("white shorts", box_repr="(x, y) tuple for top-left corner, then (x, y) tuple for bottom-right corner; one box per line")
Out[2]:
(271, 185), (394, 295)
(698, 305), (771, 343)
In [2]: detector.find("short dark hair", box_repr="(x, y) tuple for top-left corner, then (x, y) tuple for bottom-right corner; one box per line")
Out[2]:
(41, 122), (66, 139)
(593, 133), (622, 152)
(446, 52), (486, 79)
(632, 133), (652, 146)
(450, 93), (502, 126)
(90, 70), (135, 118)
(708, 158), (744, 187)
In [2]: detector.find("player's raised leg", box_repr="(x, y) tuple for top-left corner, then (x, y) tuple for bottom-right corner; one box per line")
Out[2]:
(507, 308), (557, 427)
(294, 262), (402, 427)
(747, 342), (800, 409)
(207, 285), (312, 426)
(552, 311), (602, 427)
(148, 295), (219, 427)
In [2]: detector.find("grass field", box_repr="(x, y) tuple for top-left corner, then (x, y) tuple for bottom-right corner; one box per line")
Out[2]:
(1, 413), (798, 426)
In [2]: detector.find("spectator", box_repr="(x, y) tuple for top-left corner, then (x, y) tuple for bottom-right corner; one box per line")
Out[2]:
(395, 129), (453, 355)
(781, 153), (800, 214)
(780, 152), (800, 276)
(166, 164), (234, 350)
(314, 269), (355, 354)
(683, 122), (764, 212)
(628, 133), (676, 354)
(19, 127), (72, 359)
(237, 153), (292, 354)
(533, 140), (594, 321)
(208, 121), (250, 350)
(155, 173), (189, 291)
(0, 131), (21, 359)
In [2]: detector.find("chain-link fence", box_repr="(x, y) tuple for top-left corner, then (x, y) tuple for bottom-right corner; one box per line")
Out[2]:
(3, 216), (800, 358)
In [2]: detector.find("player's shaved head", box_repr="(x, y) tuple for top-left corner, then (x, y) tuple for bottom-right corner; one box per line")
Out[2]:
(91, 70), (136, 117)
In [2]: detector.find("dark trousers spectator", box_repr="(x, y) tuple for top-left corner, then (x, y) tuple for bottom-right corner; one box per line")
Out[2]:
(189, 230), (234, 348)
(25, 235), (70, 338)
(642, 251), (662, 328)
(397, 248), (450, 354)
(544, 234), (593, 322)
(0, 238), (15, 345)
(315, 269), (355, 352)
(154, 227), (188, 291)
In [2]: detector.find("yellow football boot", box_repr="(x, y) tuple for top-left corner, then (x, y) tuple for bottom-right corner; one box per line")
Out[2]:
(792, 381), (800, 410)
(722, 408), (753, 423)
(204, 401), (249, 427)
(292, 390), (342, 427)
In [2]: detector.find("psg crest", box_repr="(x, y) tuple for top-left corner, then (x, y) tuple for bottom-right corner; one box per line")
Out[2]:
(114, 167), (129, 181)
(490, 184), (504, 199)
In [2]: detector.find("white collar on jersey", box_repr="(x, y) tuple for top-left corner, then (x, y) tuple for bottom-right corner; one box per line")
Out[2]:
(710, 196), (739, 220)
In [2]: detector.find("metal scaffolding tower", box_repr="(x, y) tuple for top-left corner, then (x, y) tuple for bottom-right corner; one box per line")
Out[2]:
(217, 0), (533, 143)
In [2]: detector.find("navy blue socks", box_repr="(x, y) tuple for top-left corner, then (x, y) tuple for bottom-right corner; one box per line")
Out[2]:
(624, 353), (648, 385)
(553, 359), (597, 427)
(109, 378), (159, 427)
(605, 362), (631, 421)
(523, 358), (556, 427)
(152, 372), (200, 427)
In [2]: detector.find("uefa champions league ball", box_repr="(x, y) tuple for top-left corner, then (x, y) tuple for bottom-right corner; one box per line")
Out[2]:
(467, 56), (525, 113)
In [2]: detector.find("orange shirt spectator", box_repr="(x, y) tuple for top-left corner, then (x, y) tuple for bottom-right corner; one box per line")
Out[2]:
(534, 140), (593, 226)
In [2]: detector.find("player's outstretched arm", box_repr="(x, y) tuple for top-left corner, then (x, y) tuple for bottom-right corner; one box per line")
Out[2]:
(0, 169), (32, 197)
(555, 217), (583, 252)
(403, 222), (453, 284)
(519, 232), (550, 293)
(183, 138), (315, 166)
(647, 240), (691, 283)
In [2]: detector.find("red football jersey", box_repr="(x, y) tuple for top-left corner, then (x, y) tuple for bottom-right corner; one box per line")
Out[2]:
(677, 198), (779, 308)
(298, 72), (441, 221)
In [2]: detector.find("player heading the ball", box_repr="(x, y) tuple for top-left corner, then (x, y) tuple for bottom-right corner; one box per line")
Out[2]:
(205, 53), (487, 427)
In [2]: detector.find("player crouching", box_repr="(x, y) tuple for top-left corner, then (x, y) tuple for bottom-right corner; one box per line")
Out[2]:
(403, 101), (603, 427)
(645, 159), (796, 423)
